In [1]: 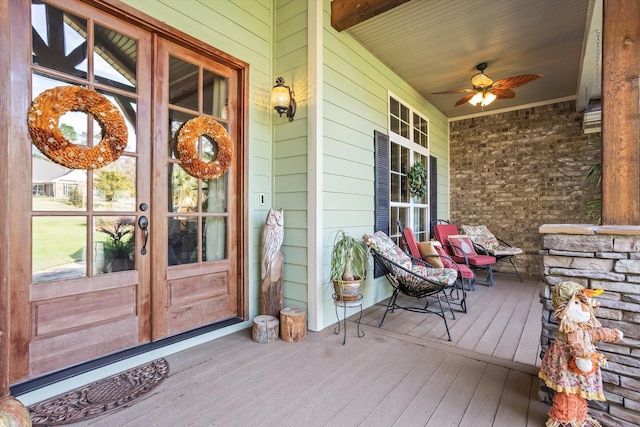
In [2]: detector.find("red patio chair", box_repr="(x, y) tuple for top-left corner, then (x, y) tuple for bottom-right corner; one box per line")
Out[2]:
(432, 220), (496, 287)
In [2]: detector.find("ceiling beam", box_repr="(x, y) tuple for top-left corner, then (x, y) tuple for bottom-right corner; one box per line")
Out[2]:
(331, 0), (410, 32)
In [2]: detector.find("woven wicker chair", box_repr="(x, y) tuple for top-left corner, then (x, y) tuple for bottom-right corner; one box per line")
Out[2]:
(363, 231), (458, 341)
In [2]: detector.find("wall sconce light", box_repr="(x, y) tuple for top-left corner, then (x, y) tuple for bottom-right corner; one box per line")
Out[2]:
(271, 76), (296, 121)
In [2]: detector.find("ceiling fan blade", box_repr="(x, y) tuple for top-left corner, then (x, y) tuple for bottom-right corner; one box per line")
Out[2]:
(490, 88), (516, 99)
(491, 74), (542, 90)
(454, 93), (475, 107)
(432, 88), (474, 95)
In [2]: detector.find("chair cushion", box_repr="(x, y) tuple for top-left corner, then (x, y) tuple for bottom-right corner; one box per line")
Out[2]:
(457, 263), (475, 280)
(461, 224), (523, 256)
(402, 227), (422, 258)
(417, 241), (444, 268)
(463, 254), (496, 266)
(460, 224), (500, 249)
(363, 231), (412, 269)
(409, 265), (457, 286)
(490, 245), (523, 256)
(448, 235), (477, 258)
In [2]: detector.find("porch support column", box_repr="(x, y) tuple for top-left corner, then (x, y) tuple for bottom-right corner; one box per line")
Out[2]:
(601, 0), (640, 224)
(0, 0), (11, 400)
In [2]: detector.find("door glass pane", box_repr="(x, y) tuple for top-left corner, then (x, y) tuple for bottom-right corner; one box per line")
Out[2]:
(170, 164), (198, 213)
(31, 2), (88, 79)
(93, 216), (136, 274)
(93, 156), (136, 212)
(169, 56), (198, 110)
(94, 24), (137, 92)
(203, 175), (228, 213)
(202, 70), (228, 117)
(169, 110), (196, 159)
(32, 216), (87, 283)
(168, 216), (198, 265)
(95, 90), (137, 152)
(32, 73), (74, 96)
(32, 153), (88, 212)
(203, 217), (226, 261)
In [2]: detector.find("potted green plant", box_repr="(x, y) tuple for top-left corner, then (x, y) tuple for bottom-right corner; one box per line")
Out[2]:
(330, 229), (367, 301)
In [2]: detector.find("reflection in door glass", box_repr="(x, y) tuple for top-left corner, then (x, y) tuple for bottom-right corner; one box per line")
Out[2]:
(32, 216), (87, 283)
(94, 24), (137, 91)
(31, 2), (88, 79)
(94, 91), (138, 152)
(169, 110), (195, 159)
(203, 174), (227, 213)
(169, 164), (198, 213)
(93, 216), (136, 274)
(93, 157), (137, 212)
(202, 69), (228, 117)
(203, 217), (226, 261)
(168, 217), (198, 265)
(32, 153), (88, 212)
(169, 56), (198, 111)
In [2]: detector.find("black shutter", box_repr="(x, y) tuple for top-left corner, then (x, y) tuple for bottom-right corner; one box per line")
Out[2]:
(374, 130), (390, 278)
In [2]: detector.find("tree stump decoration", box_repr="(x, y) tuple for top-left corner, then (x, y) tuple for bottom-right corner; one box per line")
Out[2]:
(251, 315), (279, 343)
(260, 208), (284, 317)
(280, 307), (306, 342)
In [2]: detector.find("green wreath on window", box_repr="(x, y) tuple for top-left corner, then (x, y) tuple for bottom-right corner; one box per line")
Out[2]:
(408, 162), (428, 199)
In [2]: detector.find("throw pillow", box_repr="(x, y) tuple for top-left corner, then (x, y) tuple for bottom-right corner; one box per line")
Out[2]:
(448, 235), (477, 258)
(432, 243), (456, 268)
(417, 241), (444, 268)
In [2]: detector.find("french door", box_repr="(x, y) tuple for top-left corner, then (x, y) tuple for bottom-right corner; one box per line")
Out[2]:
(14, 0), (242, 382)
(151, 39), (239, 339)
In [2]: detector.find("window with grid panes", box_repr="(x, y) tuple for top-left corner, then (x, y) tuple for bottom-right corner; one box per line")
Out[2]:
(388, 95), (430, 245)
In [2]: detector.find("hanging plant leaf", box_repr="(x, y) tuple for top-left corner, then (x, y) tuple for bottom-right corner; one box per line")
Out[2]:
(408, 162), (428, 199)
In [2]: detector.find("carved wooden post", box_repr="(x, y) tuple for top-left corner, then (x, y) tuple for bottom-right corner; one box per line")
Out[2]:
(260, 209), (284, 317)
(601, 0), (640, 225)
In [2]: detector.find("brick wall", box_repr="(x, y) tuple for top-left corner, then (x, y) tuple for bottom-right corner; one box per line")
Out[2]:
(448, 100), (600, 277)
(539, 225), (640, 427)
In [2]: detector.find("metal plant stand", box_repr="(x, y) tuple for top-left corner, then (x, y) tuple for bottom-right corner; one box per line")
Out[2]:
(333, 294), (364, 345)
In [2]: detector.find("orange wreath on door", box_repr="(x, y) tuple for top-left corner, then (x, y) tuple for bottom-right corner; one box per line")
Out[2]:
(27, 86), (128, 169)
(176, 117), (233, 180)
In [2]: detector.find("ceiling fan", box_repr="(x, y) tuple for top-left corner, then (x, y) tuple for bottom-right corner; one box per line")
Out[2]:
(433, 62), (542, 107)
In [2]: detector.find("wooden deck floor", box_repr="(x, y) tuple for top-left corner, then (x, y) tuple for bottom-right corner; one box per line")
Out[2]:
(81, 274), (549, 426)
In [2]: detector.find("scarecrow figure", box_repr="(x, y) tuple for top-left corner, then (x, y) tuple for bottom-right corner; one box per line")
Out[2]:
(539, 281), (623, 427)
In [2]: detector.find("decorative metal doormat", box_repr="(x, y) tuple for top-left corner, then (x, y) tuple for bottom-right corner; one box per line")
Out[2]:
(28, 358), (169, 426)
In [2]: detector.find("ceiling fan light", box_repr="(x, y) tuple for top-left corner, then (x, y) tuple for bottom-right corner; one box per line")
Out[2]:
(468, 92), (484, 106)
(482, 92), (497, 106)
